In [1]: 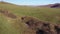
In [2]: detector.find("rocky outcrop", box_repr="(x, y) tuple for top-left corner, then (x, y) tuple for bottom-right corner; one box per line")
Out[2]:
(21, 16), (60, 34)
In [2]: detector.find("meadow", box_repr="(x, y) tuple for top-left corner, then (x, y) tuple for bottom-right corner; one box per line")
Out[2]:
(0, 2), (60, 34)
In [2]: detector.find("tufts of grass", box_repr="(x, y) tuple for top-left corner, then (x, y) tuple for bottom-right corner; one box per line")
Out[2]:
(0, 2), (60, 34)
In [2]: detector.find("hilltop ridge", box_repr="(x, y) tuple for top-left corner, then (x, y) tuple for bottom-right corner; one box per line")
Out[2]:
(37, 3), (60, 8)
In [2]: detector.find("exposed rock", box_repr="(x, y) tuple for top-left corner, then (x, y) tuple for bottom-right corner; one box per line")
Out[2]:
(21, 16), (60, 34)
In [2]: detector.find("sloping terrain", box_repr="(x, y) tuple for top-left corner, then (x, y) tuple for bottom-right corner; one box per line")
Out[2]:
(0, 2), (60, 34)
(21, 16), (60, 34)
(0, 9), (59, 34)
(0, 9), (22, 34)
(37, 3), (60, 8)
(50, 3), (60, 8)
(0, 2), (60, 23)
(0, 9), (36, 34)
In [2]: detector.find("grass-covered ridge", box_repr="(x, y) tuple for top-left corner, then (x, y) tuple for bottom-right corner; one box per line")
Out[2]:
(0, 2), (60, 34)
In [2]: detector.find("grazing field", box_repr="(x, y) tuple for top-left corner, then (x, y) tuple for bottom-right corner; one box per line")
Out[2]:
(0, 2), (60, 34)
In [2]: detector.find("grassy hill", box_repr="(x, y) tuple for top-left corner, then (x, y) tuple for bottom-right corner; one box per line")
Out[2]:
(0, 2), (60, 34)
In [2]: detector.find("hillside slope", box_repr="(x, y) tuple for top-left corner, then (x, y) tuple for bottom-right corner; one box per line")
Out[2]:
(0, 2), (60, 34)
(37, 3), (60, 8)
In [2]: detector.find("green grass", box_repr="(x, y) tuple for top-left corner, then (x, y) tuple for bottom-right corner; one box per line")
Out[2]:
(0, 14), (20, 34)
(0, 2), (60, 34)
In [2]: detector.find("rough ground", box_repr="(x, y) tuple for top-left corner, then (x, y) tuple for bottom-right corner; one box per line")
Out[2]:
(0, 9), (17, 19)
(21, 16), (60, 34)
(0, 9), (60, 34)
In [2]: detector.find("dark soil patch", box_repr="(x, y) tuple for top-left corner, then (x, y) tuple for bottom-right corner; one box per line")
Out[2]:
(0, 9), (17, 19)
(21, 16), (60, 34)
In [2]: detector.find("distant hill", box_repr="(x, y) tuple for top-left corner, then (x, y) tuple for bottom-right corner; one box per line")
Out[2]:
(37, 3), (60, 8)
(0, 2), (60, 8)
(50, 3), (60, 8)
